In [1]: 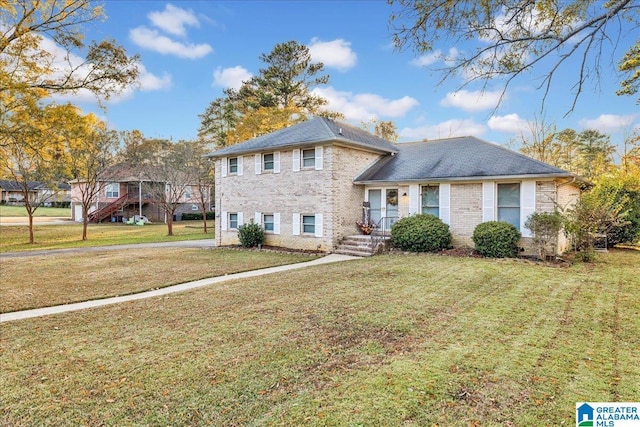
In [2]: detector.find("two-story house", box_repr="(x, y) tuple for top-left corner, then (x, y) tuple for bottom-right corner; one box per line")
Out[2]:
(208, 117), (586, 254)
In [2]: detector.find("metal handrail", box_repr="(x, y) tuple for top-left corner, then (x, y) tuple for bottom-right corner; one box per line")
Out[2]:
(370, 216), (398, 253)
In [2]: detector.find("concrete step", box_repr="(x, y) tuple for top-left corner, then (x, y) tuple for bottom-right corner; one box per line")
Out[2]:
(333, 248), (373, 257)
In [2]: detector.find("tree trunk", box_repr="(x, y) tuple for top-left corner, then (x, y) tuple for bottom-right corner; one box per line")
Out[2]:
(201, 204), (208, 234)
(82, 205), (89, 241)
(28, 211), (34, 244)
(167, 214), (173, 236)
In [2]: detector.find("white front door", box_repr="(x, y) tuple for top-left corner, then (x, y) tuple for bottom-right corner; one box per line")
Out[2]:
(367, 188), (399, 230)
(74, 205), (83, 222)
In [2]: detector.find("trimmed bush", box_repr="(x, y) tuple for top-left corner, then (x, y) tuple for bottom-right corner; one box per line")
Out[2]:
(390, 214), (452, 253)
(472, 221), (521, 258)
(181, 212), (215, 221)
(237, 221), (265, 248)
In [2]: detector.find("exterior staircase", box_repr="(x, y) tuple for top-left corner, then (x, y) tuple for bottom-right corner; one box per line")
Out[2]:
(88, 194), (129, 223)
(334, 235), (390, 257)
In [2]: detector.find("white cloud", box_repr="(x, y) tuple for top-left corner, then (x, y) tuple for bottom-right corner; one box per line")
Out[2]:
(138, 64), (172, 91)
(411, 47), (459, 67)
(312, 87), (419, 122)
(212, 66), (252, 90)
(399, 119), (486, 140)
(129, 26), (212, 59)
(148, 4), (199, 37)
(487, 113), (529, 133)
(440, 89), (503, 112)
(308, 38), (357, 71)
(578, 114), (638, 133)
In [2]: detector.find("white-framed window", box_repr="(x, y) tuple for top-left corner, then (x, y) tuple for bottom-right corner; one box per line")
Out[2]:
(497, 183), (521, 230)
(421, 185), (439, 216)
(263, 214), (274, 232)
(302, 148), (315, 168)
(105, 182), (119, 198)
(302, 215), (316, 234)
(229, 157), (238, 174)
(191, 204), (198, 211)
(263, 153), (274, 171)
(229, 213), (239, 230)
(184, 186), (192, 200)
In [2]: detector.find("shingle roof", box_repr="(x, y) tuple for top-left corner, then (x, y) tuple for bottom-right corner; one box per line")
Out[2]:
(354, 136), (577, 183)
(207, 116), (398, 157)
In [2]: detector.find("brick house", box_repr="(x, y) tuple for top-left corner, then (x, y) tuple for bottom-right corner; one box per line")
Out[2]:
(208, 117), (585, 255)
(70, 163), (211, 223)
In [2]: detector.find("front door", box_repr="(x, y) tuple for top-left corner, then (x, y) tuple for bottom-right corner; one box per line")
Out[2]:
(367, 188), (398, 230)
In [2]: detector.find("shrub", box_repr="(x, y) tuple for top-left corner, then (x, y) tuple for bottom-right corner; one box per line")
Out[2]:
(525, 211), (563, 260)
(237, 220), (265, 248)
(181, 212), (216, 221)
(472, 221), (521, 258)
(390, 214), (452, 253)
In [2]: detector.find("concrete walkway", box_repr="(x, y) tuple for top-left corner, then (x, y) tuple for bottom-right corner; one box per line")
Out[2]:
(0, 253), (359, 323)
(0, 239), (217, 259)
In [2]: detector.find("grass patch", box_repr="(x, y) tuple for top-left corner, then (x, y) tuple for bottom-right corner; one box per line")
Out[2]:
(0, 248), (318, 313)
(1, 250), (638, 426)
(0, 205), (71, 217)
(0, 222), (213, 253)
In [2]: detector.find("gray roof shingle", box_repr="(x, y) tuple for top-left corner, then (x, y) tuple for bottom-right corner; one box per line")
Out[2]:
(207, 116), (398, 157)
(354, 136), (576, 183)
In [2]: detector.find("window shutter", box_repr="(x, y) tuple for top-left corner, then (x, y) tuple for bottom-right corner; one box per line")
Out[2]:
(274, 151), (281, 173)
(255, 211), (261, 225)
(440, 183), (451, 225)
(315, 213), (323, 237)
(482, 182), (495, 222)
(221, 210), (228, 231)
(315, 146), (323, 170)
(221, 157), (227, 177)
(408, 184), (419, 215)
(273, 212), (280, 235)
(237, 156), (243, 176)
(237, 212), (244, 227)
(292, 213), (300, 236)
(292, 149), (300, 172)
(520, 180), (536, 237)
(255, 154), (261, 175)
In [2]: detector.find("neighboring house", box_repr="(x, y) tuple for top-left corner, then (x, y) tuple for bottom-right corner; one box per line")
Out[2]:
(0, 180), (71, 207)
(69, 163), (211, 223)
(208, 117), (586, 255)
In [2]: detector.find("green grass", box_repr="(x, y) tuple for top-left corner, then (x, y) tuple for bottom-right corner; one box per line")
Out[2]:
(1, 249), (638, 426)
(1, 248), (318, 313)
(0, 222), (213, 253)
(0, 205), (71, 217)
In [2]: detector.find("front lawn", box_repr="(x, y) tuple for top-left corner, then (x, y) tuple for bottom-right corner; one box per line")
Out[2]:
(1, 250), (638, 426)
(0, 248), (319, 313)
(0, 205), (71, 217)
(0, 222), (213, 253)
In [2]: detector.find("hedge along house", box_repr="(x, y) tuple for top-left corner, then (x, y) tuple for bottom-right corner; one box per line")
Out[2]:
(208, 117), (586, 255)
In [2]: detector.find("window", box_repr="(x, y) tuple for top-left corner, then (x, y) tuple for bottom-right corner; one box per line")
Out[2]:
(421, 185), (439, 216)
(263, 214), (274, 232)
(229, 213), (238, 230)
(229, 157), (238, 174)
(105, 183), (119, 198)
(302, 149), (315, 168)
(302, 215), (315, 234)
(184, 186), (192, 200)
(263, 153), (274, 171)
(191, 204), (198, 211)
(497, 183), (520, 230)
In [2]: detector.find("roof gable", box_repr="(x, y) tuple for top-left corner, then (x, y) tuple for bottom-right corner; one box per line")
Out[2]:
(354, 136), (576, 182)
(207, 117), (398, 157)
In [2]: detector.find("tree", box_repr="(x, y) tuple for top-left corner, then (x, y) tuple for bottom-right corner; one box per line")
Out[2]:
(198, 41), (342, 148)
(575, 129), (616, 180)
(0, 104), (71, 243)
(360, 119), (399, 142)
(138, 140), (201, 236)
(389, 0), (640, 112)
(65, 110), (120, 241)
(191, 141), (215, 234)
(513, 116), (561, 166)
(0, 0), (139, 105)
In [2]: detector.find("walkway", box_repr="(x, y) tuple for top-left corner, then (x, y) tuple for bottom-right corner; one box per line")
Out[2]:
(0, 253), (359, 323)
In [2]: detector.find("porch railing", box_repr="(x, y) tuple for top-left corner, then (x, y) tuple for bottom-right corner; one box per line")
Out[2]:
(371, 216), (398, 253)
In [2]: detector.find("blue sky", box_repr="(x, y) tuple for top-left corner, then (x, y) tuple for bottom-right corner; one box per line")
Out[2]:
(62, 1), (638, 159)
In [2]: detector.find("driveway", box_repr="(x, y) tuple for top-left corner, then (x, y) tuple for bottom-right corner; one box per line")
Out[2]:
(0, 216), (73, 226)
